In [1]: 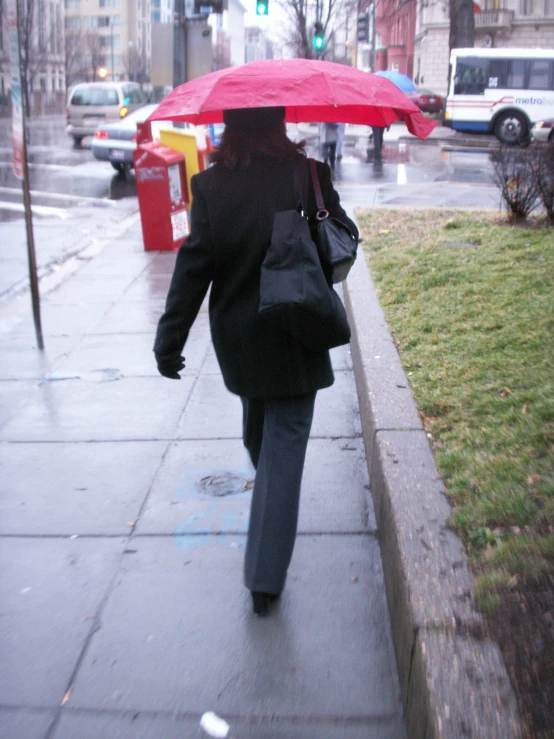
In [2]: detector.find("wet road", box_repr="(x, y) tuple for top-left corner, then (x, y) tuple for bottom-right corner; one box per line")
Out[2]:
(0, 115), (497, 303)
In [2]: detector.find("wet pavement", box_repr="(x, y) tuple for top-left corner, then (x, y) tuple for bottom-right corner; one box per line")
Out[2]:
(0, 220), (407, 739)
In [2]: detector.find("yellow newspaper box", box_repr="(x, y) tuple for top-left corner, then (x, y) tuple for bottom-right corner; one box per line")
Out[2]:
(159, 128), (199, 207)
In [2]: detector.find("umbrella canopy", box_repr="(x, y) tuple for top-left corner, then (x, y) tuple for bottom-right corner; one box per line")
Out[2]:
(374, 70), (417, 95)
(148, 59), (436, 139)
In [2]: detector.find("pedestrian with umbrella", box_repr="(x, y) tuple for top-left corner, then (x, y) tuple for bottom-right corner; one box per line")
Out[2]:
(150, 59), (435, 617)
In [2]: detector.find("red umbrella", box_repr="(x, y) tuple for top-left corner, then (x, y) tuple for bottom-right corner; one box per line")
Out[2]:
(148, 58), (437, 139)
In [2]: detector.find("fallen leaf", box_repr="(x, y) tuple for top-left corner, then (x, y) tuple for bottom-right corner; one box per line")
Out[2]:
(351, 576), (359, 583)
(127, 522), (135, 527)
(508, 575), (518, 589)
(500, 387), (512, 397)
(378, 229), (391, 235)
(521, 404), (528, 414)
(527, 475), (541, 486)
(61, 687), (72, 706)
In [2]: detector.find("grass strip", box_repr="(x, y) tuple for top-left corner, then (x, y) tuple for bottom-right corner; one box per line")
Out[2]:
(355, 209), (554, 608)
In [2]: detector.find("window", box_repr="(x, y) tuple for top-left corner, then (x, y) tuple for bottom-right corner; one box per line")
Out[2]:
(70, 85), (119, 105)
(65, 16), (81, 29)
(454, 58), (488, 95)
(123, 84), (146, 103)
(64, 0), (81, 9)
(522, 0), (553, 13)
(99, 0), (120, 7)
(528, 59), (552, 89)
(98, 16), (111, 27)
(507, 59), (525, 88)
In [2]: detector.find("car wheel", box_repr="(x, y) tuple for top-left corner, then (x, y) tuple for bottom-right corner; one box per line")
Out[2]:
(110, 162), (125, 173)
(494, 111), (528, 145)
(72, 136), (83, 148)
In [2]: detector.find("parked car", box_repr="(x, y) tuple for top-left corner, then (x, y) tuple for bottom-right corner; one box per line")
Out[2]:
(410, 88), (444, 115)
(91, 103), (159, 173)
(66, 81), (147, 146)
(531, 118), (554, 143)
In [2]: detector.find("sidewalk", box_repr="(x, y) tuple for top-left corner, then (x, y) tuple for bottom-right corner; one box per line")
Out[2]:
(0, 216), (407, 738)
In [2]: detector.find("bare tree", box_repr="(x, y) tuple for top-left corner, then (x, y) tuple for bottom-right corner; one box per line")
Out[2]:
(84, 30), (104, 82)
(449, 0), (474, 51)
(123, 45), (148, 84)
(276, 0), (344, 59)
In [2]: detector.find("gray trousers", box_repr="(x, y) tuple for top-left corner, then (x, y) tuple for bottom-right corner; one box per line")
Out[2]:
(241, 392), (316, 594)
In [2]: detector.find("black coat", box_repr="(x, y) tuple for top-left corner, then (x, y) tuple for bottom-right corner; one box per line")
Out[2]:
(154, 154), (358, 399)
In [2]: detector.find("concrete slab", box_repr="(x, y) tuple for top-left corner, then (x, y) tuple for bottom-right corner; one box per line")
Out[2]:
(0, 708), (56, 739)
(74, 253), (154, 279)
(51, 331), (211, 378)
(0, 376), (194, 442)
(52, 710), (406, 738)
(0, 537), (123, 706)
(176, 374), (243, 439)
(0, 380), (39, 430)
(311, 370), (361, 438)
(67, 536), (402, 719)
(92, 300), (210, 335)
(0, 441), (167, 535)
(122, 274), (173, 302)
(44, 277), (136, 305)
(0, 336), (74, 380)
(143, 251), (178, 275)
(13, 301), (113, 337)
(136, 437), (374, 535)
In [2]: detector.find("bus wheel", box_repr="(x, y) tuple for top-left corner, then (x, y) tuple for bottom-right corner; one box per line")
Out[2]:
(494, 112), (528, 145)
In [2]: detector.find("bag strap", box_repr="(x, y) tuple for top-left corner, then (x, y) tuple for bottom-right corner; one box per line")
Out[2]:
(308, 158), (329, 221)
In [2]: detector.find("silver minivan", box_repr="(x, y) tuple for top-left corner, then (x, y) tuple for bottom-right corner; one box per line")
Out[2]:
(66, 81), (147, 146)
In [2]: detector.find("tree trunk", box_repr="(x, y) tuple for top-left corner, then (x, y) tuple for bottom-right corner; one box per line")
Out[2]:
(449, 0), (475, 52)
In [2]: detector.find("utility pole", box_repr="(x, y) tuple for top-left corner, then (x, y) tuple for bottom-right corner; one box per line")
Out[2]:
(8, 0), (43, 349)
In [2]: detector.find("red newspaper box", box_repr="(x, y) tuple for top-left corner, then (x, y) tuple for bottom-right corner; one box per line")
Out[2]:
(133, 141), (189, 251)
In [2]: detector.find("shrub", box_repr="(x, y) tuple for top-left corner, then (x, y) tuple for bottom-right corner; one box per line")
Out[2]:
(535, 142), (554, 223)
(490, 145), (541, 221)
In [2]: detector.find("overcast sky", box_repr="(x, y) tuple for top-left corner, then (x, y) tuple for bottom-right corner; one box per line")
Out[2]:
(241, 0), (289, 41)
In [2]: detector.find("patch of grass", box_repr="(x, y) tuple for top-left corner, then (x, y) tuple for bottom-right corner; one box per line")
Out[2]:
(356, 209), (554, 601)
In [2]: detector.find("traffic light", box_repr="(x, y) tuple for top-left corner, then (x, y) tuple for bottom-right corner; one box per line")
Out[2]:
(357, 12), (369, 42)
(256, 0), (268, 15)
(313, 21), (325, 51)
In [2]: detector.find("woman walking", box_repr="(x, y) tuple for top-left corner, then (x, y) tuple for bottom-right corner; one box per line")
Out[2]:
(153, 107), (358, 615)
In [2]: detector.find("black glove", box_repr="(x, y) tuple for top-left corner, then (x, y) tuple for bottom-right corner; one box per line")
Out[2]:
(155, 352), (185, 380)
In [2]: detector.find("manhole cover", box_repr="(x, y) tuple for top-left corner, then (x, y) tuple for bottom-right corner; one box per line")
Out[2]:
(197, 474), (252, 497)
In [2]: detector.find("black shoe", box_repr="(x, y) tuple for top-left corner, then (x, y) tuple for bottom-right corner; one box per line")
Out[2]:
(251, 591), (279, 616)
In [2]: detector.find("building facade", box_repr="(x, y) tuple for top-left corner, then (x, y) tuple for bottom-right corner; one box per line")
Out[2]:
(64, 0), (165, 87)
(0, 0), (66, 114)
(414, 0), (554, 95)
(244, 25), (272, 63)
(375, 0), (416, 77)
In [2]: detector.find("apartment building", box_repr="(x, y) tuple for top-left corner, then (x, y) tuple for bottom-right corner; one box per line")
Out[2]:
(414, 0), (554, 95)
(0, 0), (65, 112)
(64, 0), (160, 86)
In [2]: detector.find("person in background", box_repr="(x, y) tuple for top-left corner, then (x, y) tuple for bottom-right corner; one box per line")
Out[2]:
(371, 125), (385, 163)
(336, 123), (346, 161)
(318, 121), (340, 170)
(154, 107), (358, 617)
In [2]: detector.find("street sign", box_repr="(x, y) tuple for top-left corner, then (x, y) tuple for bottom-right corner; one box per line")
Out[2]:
(7, 0), (23, 179)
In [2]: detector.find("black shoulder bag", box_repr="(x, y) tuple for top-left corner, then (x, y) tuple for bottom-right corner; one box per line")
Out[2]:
(258, 157), (351, 353)
(308, 158), (358, 284)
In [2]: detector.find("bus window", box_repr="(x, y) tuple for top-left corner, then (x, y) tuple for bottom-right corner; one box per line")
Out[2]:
(488, 60), (507, 89)
(454, 58), (488, 95)
(528, 59), (552, 90)
(507, 60), (525, 88)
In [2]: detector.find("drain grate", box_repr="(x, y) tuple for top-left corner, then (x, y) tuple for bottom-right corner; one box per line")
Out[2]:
(196, 473), (253, 497)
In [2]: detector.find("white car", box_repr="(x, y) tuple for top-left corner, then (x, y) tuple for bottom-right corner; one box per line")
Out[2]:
(91, 104), (159, 174)
(531, 118), (554, 143)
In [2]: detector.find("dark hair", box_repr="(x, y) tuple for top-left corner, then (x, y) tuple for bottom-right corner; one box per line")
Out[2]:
(213, 107), (306, 169)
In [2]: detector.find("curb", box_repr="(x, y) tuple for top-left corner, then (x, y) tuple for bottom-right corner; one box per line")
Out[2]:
(343, 250), (523, 738)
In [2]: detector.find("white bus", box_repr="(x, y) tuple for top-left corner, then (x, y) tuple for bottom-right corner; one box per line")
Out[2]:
(444, 48), (554, 144)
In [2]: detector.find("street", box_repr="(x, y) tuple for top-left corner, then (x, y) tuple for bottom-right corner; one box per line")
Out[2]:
(0, 115), (499, 306)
